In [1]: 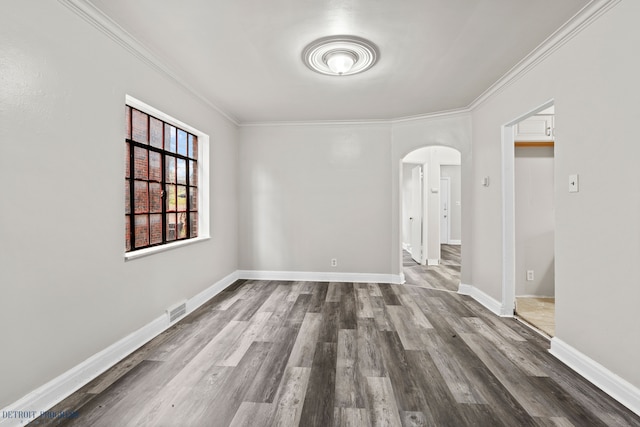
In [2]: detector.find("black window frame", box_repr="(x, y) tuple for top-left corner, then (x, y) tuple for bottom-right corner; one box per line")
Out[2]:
(125, 105), (199, 252)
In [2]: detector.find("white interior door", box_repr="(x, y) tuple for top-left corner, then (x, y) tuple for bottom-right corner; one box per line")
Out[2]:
(410, 166), (423, 263)
(440, 177), (450, 244)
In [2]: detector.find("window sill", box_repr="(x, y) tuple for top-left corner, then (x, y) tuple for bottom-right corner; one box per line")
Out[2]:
(124, 236), (210, 261)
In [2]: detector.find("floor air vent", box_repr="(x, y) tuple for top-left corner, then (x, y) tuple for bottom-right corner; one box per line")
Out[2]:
(167, 301), (187, 323)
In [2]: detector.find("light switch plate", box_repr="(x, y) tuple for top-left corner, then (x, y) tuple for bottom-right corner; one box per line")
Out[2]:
(569, 174), (579, 193)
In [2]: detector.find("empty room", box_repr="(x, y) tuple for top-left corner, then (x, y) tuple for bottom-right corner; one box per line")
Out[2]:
(2, 0), (640, 426)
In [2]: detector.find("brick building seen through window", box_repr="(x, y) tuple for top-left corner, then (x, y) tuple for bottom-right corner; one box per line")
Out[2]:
(125, 105), (198, 252)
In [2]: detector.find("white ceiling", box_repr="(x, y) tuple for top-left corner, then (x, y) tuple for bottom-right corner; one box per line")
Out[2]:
(89, 0), (589, 123)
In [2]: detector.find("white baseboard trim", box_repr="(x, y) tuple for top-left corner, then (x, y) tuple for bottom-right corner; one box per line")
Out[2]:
(0, 271), (239, 427)
(237, 270), (403, 284)
(448, 240), (462, 245)
(550, 338), (640, 417)
(427, 259), (439, 266)
(188, 271), (239, 313)
(516, 294), (555, 299)
(458, 283), (506, 317)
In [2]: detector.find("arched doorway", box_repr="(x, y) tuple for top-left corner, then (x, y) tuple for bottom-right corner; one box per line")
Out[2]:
(389, 113), (472, 288)
(400, 146), (462, 290)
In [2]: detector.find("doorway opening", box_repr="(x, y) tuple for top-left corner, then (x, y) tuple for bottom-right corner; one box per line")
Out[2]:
(502, 101), (556, 336)
(401, 146), (462, 291)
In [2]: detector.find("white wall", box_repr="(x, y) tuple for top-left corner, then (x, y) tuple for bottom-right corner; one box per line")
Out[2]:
(238, 124), (392, 274)
(0, 1), (239, 408)
(470, 0), (640, 390)
(441, 165), (462, 243)
(515, 147), (554, 297)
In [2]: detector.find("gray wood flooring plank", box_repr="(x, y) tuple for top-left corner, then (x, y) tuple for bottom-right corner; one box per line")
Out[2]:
(367, 283), (383, 297)
(370, 296), (395, 332)
(318, 301), (341, 343)
(253, 313), (280, 342)
(528, 376), (610, 427)
(244, 327), (299, 403)
(356, 318), (387, 377)
(258, 283), (292, 312)
(386, 305), (430, 350)
(397, 294), (433, 330)
(355, 287), (374, 318)
(463, 316), (547, 377)
(196, 341), (272, 427)
(366, 376), (403, 427)
(340, 283), (357, 329)
(285, 281), (304, 302)
(271, 367), (311, 427)
(326, 282), (343, 302)
(401, 411), (429, 427)
(287, 312), (323, 368)
(403, 350), (467, 426)
(298, 281), (316, 294)
(334, 407), (371, 427)
(132, 364), (233, 427)
(219, 311), (273, 367)
(144, 307), (235, 363)
(231, 285), (271, 321)
(335, 329), (367, 408)
(423, 331), (486, 404)
(533, 417), (576, 427)
(285, 293), (312, 327)
(307, 282), (328, 313)
(458, 332), (561, 418)
(379, 284), (402, 305)
(378, 331), (430, 412)
(229, 402), (273, 427)
(299, 342), (337, 427)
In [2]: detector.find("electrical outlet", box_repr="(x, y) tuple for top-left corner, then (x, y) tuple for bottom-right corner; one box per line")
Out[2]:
(331, 258), (338, 267)
(526, 270), (534, 281)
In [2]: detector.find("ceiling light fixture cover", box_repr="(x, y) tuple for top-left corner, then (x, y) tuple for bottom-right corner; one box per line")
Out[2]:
(302, 35), (379, 76)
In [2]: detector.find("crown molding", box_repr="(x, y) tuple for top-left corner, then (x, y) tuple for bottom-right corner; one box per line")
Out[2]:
(391, 107), (471, 124)
(239, 107), (472, 128)
(239, 117), (394, 128)
(468, 0), (621, 111)
(58, 0), (618, 128)
(57, 0), (240, 126)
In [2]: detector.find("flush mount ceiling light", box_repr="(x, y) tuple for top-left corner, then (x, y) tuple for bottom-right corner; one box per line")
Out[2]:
(302, 35), (379, 76)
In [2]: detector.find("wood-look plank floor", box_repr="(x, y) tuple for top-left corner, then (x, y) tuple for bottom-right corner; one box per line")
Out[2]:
(403, 244), (461, 292)
(29, 277), (640, 426)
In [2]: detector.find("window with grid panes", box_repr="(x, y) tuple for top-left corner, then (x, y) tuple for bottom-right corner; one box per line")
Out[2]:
(125, 105), (199, 252)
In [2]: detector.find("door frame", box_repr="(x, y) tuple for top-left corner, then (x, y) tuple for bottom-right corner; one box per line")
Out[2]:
(440, 176), (451, 245)
(501, 99), (554, 316)
(409, 165), (424, 264)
